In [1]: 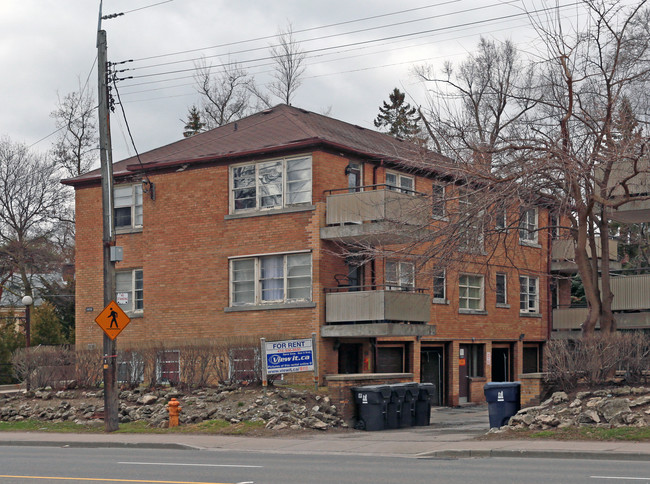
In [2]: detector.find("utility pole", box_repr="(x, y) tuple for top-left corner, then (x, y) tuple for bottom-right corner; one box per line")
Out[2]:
(97, 21), (119, 432)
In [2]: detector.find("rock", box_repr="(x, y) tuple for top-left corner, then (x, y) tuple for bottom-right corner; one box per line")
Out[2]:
(630, 395), (650, 407)
(551, 392), (569, 404)
(598, 398), (631, 422)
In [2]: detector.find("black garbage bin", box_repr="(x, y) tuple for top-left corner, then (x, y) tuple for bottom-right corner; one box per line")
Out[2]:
(352, 385), (392, 431)
(414, 383), (436, 426)
(392, 382), (419, 428)
(386, 384), (407, 429)
(483, 381), (521, 428)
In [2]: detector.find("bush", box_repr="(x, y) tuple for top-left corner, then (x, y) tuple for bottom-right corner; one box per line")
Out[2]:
(546, 332), (650, 391)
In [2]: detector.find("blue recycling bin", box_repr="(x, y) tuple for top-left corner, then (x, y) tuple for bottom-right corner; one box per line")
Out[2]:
(352, 385), (392, 431)
(415, 383), (436, 426)
(392, 382), (419, 427)
(484, 381), (521, 428)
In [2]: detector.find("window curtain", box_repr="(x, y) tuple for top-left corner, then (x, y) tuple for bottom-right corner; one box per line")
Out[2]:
(261, 256), (284, 301)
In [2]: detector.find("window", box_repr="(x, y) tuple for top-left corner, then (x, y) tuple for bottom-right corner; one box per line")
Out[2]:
(231, 156), (311, 212)
(117, 351), (144, 384)
(459, 274), (484, 310)
(386, 172), (414, 193)
(549, 213), (560, 239)
(376, 345), (406, 373)
(496, 273), (507, 305)
(433, 269), (446, 302)
(229, 347), (260, 382)
(519, 275), (539, 313)
(157, 350), (180, 384)
(466, 344), (484, 377)
(495, 206), (507, 230)
(116, 269), (143, 313)
(523, 345), (542, 373)
(458, 188), (484, 251)
(114, 184), (143, 229)
(230, 252), (312, 306)
(432, 184), (445, 218)
(519, 207), (538, 243)
(386, 261), (415, 290)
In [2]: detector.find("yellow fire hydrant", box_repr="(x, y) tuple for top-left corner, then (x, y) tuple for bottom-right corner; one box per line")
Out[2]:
(167, 398), (182, 428)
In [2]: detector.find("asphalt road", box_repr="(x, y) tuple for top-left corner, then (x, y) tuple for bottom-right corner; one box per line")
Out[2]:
(3, 446), (650, 483)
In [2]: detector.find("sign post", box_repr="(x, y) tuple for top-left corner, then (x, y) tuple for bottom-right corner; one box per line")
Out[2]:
(260, 336), (317, 389)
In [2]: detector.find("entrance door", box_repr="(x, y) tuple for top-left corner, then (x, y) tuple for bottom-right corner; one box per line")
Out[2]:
(420, 348), (444, 406)
(347, 162), (362, 193)
(492, 346), (510, 382)
(458, 345), (470, 404)
(338, 343), (361, 374)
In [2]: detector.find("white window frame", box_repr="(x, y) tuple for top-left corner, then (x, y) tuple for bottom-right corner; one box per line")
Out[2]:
(385, 261), (415, 291)
(114, 184), (143, 229)
(519, 207), (538, 243)
(432, 184), (446, 219)
(230, 156), (312, 213)
(115, 269), (143, 313)
(459, 274), (484, 311)
(386, 171), (414, 194)
(520, 275), (539, 314)
(496, 273), (508, 306)
(156, 350), (180, 384)
(229, 252), (312, 306)
(117, 352), (144, 384)
(433, 269), (446, 303)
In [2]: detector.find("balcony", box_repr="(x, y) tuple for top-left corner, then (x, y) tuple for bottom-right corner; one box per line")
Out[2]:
(320, 186), (430, 245)
(322, 285), (435, 338)
(551, 237), (620, 273)
(552, 273), (650, 332)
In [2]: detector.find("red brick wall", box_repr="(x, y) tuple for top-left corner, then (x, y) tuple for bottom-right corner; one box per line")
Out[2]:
(74, 149), (550, 398)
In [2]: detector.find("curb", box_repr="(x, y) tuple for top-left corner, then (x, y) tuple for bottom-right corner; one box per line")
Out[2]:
(418, 448), (650, 461)
(0, 440), (199, 451)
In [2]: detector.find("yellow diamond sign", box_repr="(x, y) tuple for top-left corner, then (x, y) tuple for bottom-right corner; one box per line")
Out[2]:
(95, 301), (131, 340)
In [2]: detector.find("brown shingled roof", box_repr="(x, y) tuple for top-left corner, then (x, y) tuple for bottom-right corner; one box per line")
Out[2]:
(63, 104), (452, 186)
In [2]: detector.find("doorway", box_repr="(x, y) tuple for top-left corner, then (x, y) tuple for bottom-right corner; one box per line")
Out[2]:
(338, 343), (361, 374)
(458, 345), (470, 404)
(492, 346), (511, 382)
(347, 162), (362, 192)
(420, 347), (445, 406)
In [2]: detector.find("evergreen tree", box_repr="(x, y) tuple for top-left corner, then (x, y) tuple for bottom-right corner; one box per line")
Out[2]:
(374, 88), (421, 140)
(182, 105), (205, 138)
(31, 302), (66, 346)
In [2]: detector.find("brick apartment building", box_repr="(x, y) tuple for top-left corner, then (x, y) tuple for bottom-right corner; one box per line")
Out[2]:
(65, 104), (550, 406)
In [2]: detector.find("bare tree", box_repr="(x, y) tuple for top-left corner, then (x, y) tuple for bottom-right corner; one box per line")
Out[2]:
(269, 23), (306, 105)
(0, 137), (70, 302)
(50, 80), (98, 178)
(410, 1), (650, 336)
(193, 59), (259, 129)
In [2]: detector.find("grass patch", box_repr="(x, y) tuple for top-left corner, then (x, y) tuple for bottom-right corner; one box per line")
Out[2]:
(0, 418), (266, 436)
(484, 426), (650, 442)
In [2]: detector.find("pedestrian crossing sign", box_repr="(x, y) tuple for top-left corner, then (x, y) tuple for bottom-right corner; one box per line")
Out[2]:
(95, 301), (131, 340)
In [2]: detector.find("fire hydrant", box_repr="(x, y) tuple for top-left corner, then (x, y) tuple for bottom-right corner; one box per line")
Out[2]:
(167, 398), (182, 428)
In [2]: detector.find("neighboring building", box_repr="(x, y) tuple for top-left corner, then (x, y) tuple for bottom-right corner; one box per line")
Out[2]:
(64, 104), (551, 406)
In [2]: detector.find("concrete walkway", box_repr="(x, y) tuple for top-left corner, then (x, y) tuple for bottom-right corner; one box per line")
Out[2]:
(2, 404), (650, 461)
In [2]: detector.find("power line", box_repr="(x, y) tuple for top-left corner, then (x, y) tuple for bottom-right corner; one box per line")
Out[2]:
(121, 2), (579, 84)
(130, 1), (461, 63)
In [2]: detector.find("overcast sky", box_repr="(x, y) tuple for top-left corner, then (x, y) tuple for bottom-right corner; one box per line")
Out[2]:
(0, 0), (617, 164)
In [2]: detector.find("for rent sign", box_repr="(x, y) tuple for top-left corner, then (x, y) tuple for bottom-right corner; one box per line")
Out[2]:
(263, 337), (314, 375)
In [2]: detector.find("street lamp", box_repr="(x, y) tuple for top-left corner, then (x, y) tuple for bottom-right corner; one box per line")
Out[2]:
(21, 295), (33, 391)
(21, 295), (33, 348)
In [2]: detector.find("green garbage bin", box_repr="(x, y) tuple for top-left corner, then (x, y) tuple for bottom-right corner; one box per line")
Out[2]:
(352, 385), (391, 431)
(415, 383), (436, 426)
(392, 382), (419, 427)
(484, 381), (521, 428)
